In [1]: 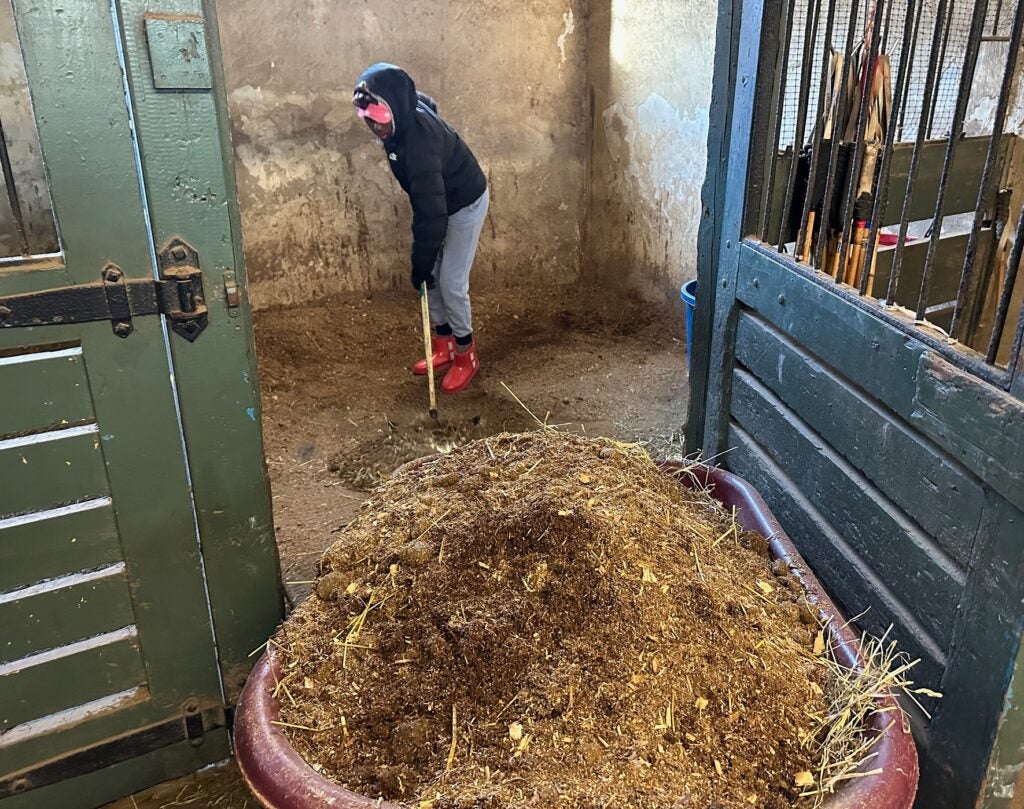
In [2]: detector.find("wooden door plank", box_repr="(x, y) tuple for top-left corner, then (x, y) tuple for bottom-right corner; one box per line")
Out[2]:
(916, 493), (1024, 809)
(763, 137), (999, 242)
(871, 230), (991, 309)
(1, 633), (146, 732)
(700, 0), (779, 455)
(911, 353), (1024, 512)
(0, 501), (120, 594)
(730, 370), (965, 650)
(0, 732), (230, 809)
(0, 429), (108, 519)
(0, 569), (135, 664)
(734, 311), (984, 565)
(686, 0), (744, 453)
(0, 348), (93, 438)
(6, 0), (227, 778)
(725, 422), (946, 691)
(115, 0), (283, 701)
(735, 243), (1024, 508)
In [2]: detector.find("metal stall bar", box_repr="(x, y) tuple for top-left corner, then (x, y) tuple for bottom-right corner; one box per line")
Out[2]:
(987, 202), (1024, 362)
(759, 0), (799, 241)
(881, 0), (897, 55)
(992, 0), (1005, 34)
(950, 0), (1024, 338)
(896, 0), (927, 140)
(927, 0), (957, 139)
(813, 0), (865, 270)
(776, 0), (824, 251)
(915, 0), (992, 321)
(860, 0), (921, 295)
(0, 117), (30, 257)
(834, 0), (885, 287)
(1010, 299), (1024, 394)
(887, 0), (951, 304)
(794, 0), (840, 263)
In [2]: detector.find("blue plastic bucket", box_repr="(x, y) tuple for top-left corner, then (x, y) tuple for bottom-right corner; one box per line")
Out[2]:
(680, 279), (697, 369)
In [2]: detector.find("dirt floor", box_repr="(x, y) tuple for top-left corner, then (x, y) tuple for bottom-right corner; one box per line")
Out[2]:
(107, 280), (688, 808)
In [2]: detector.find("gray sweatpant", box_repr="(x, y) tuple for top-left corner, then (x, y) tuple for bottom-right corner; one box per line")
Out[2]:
(428, 187), (489, 339)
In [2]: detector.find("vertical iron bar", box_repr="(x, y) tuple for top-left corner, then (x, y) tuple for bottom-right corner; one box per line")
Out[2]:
(860, 0), (922, 294)
(992, 0), (1005, 34)
(927, 0), (957, 139)
(950, 0), (1024, 338)
(897, 0), (927, 139)
(0, 118), (30, 257)
(880, 0), (897, 55)
(759, 0), (800, 241)
(1009, 302), (1024, 392)
(887, 0), (951, 304)
(916, 0), (991, 320)
(813, 0), (865, 269)
(777, 0), (824, 250)
(835, 0), (886, 285)
(795, 0), (840, 264)
(986, 202), (1024, 362)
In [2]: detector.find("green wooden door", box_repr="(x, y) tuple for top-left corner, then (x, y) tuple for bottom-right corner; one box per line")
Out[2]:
(0, 1), (281, 806)
(688, 0), (1024, 805)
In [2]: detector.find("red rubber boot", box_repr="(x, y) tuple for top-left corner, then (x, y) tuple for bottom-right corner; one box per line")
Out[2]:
(413, 335), (456, 376)
(441, 342), (480, 394)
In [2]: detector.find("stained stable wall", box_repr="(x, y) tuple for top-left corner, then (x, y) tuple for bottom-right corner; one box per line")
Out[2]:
(217, 0), (588, 309)
(584, 0), (716, 307)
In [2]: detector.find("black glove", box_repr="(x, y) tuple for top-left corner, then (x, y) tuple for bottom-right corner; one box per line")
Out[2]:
(411, 266), (434, 291)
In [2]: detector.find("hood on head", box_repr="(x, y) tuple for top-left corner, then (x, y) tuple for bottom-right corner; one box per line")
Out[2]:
(355, 63), (418, 138)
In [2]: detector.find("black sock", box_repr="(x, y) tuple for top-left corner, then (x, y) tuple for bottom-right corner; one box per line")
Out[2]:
(435, 323), (453, 336)
(455, 332), (473, 352)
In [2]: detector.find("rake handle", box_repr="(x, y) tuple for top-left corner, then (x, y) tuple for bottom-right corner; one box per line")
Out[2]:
(420, 283), (438, 417)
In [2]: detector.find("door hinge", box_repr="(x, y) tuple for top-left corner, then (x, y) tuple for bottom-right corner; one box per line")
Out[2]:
(0, 237), (209, 341)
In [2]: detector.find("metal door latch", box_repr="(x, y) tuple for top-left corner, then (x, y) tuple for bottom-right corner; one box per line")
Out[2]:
(0, 237), (209, 341)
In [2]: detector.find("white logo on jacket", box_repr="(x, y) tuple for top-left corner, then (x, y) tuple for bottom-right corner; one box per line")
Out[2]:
(388, 152), (398, 161)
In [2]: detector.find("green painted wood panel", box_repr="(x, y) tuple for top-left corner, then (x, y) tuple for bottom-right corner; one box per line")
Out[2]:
(872, 230), (992, 308)
(725, 422), (946, 690)
(0, 0), (227, 793)
(918, 492), (1024, 808)
(734, 244), (1024, 510)
(729, 369), (965, 650)
(0, 502), (120, 594)
(1, 634), (146, 731)
(0, 430), (107, 519)
(911, 352), (1024, 512)
(116, 0), (282, 702)
(734, 311), (985, 566)
(980, 638), (1024, 807)
(0, 732), (230, 809)
(0, 262), (68, 298)
(0, 348), (92, 438)
(0, 570), (135, 663)
(764, 137), (998, 242)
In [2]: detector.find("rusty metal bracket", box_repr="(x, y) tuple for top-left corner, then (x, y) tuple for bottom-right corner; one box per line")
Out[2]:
(0, 238), (209, 341)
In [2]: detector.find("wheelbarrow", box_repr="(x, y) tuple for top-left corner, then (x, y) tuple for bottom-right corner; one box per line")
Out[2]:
(234, 464), (918, 809)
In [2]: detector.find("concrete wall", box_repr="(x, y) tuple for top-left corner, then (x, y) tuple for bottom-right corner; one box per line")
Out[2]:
(584, 0), (715, 307)
(217, 0), (589, 309)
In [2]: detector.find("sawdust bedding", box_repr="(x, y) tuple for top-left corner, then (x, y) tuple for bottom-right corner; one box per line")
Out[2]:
(272, 431), (837, 808)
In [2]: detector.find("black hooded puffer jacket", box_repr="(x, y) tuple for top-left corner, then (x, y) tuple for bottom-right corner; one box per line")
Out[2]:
(356, 64), (488, 281)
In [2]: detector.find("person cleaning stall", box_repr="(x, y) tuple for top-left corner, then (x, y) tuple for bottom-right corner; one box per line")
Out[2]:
(353, 63), (489, 393)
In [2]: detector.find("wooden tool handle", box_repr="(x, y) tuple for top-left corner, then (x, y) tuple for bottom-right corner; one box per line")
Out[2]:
(420, 285), (437, 416)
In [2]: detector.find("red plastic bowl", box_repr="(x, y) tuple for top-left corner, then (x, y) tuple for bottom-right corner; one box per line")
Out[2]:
(234, 464), (918, 808)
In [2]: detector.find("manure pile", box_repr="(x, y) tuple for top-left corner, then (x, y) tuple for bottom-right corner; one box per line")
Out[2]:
(273, 432), (836, 808)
